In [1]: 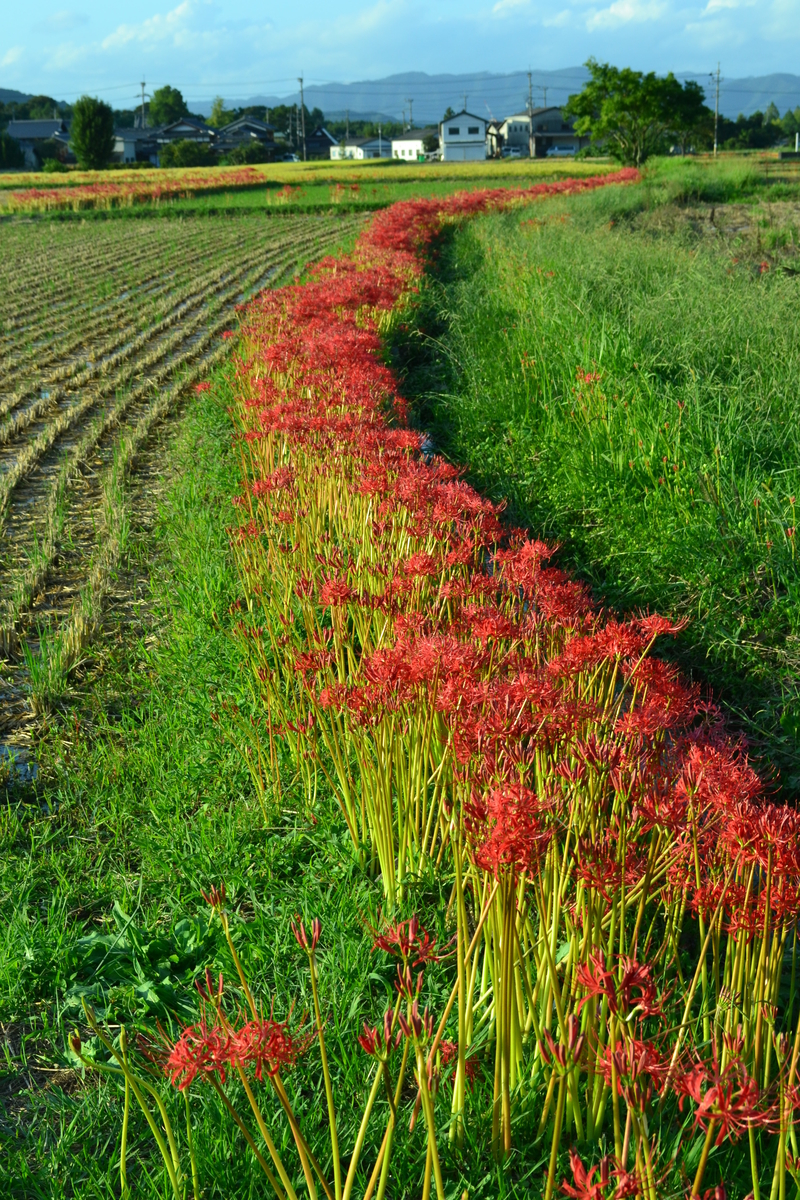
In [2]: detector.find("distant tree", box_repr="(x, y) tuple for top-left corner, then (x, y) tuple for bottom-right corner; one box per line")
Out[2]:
(220, 142), (272, 165)
(764, 102), (780, 125)
(423, 132), (439, 153)
(149, 86), (189, 127)
(70, 95), (115, 169)
(442, 107), (456, 123)
(159, 139), (215, 168)
(669, 78), (713, 154)
(209, 96), (235, 128)
(565, 59), (711, 166)
(782, 107), (800, 137)
(0, 130), (24, 169)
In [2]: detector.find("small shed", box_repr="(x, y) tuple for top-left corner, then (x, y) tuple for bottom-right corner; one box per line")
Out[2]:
(330, 135), (391, 160)
(439, 111), (486, 162)
(391, 128), (437, 161)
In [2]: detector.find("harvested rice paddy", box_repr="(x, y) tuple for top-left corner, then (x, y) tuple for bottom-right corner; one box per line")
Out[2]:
(0, 211), (365, 736)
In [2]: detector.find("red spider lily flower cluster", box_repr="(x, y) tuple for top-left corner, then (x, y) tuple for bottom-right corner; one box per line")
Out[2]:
(219, 168), (800, 1192)
(165, 1010), (313, 1091)
(8, 166), (269, 213)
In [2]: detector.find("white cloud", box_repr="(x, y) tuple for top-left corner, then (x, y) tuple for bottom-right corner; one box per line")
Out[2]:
(492, 0), (530, 14)
(101, 0), (200, 50)
(542, 9), (572, 26)
(1, 46), (23, 67)
(586, 0), (666, 28)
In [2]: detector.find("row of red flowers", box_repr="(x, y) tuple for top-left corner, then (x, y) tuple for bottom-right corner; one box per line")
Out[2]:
(72, 170), (800, 1200)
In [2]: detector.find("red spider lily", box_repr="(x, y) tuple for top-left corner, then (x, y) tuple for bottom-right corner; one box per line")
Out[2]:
(195, 967), (224, 1005)
(318, 576), (355, 607)
(576, 952), (664, 1021)
(291, 917), (321, 952)
(358, 1010), (402, 1059)
(233, 1017), (314, 1082)
(560, 1149), (638, 1200)
(540, 1015), (586, 1070)
(200, 883), (227, 911)
(372, 915), (440, 966)
(194, 382), (211, 393)
(165, 1019), (232, 1090)
(397, 998), (434, 1043)
(596, 1038), (670, 1105)
(675, 1056), (772, 1144)
(438, 1040), (481, 1085)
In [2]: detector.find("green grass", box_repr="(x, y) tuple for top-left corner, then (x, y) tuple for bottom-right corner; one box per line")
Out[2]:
(390, 161), (800, 794)
(0, 374), (546, 1200)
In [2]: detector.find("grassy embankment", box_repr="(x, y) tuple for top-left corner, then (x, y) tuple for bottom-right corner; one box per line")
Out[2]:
(391, 156), (800, 793)
(0, 260), (504, 1196)
(0, 379), (451, 1197)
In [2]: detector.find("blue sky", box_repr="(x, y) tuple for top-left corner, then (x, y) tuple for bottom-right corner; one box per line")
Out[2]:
(2, 0), (798, 109)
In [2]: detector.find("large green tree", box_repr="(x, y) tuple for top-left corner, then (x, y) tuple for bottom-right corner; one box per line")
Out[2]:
(149, 85), (189, 127)
(0, 130), (24, 168)
(70, 95), (115, 169)
(565, 60), (712, 165)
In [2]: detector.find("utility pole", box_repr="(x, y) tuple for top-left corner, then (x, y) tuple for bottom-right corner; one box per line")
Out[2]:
(378, 121), (382, 156)
(346, 108), (349, 140)
(712, 63), (720, 157)
(298, 75), (307, 161)
(406, 97), (413, 129)
(402, 107), (406, 131)
(463, 93), (468, 112)
(140, 80), (147, 128)
(527, 70), (533, 159)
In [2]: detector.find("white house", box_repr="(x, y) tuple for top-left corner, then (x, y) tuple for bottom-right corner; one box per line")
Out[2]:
(391, 128), (436, 161)
(500, 113), (533, 156)
(439, 111), (486, 162)
(499, 108), (587, 158)
(330, 135), (391, 160)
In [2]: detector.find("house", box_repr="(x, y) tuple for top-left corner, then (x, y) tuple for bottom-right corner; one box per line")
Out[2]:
(214, 116), (275, 158)
(391, 128), (437, 161)
(486, 119), (504, 159)
(6, 118), (71, 168)
(439, 111), (486, 162)
(304, 127), (338, 160)
(155, 118), (214, 148)
(330, 135), (391, 160)
(500, 113), (533, 156)
(500, 108), (587, 158)
(112, 127), (159, 165)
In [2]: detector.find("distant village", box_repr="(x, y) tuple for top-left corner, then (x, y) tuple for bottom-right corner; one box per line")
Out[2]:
(4, 102), (587, 170)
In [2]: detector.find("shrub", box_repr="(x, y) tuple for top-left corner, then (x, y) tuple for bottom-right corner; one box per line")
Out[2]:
(160, 139), (215, 169)
(220, 142), (272, 165)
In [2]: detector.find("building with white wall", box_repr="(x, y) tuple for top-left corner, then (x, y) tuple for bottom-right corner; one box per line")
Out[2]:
(439, 111), (487, 162)
(330, 135), (391, 160)
(391, 128), (437, 161)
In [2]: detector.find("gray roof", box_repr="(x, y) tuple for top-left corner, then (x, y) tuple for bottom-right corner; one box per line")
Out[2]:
(441, 111), (486, 125)
(392, 127), (437, 141)
(218, 116), (275, 134)
(114, 127), (158, 141)
(6, 118), (68, 139)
